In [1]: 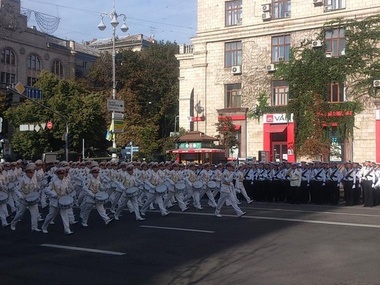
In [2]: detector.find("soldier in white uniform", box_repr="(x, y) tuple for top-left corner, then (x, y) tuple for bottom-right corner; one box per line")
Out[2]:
(199, 163), (218, 208)
(10, 163), (42, 232)
(41, 167), (74, 234)
(80, 166), (113, 227)
(114, 164), (145, 221)
(234, 165), (253, 204)
(214, 162), (246, 218)
(140, 163), (169, 216)
(163, 163), (189, 211)
(0, 165), (10, 227)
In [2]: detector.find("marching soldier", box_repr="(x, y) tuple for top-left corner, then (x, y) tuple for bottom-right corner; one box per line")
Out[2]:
(214, 162), (246, 218)
(10, 163), (42, 232)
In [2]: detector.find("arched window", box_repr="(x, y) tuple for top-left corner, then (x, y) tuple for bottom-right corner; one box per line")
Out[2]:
(52, 60), (64, 78)
(1, 48), (16, 65)
(27, 54), (41, 71)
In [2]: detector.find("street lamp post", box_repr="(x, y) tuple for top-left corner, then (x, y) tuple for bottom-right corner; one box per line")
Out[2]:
(98, 0), (128, 159)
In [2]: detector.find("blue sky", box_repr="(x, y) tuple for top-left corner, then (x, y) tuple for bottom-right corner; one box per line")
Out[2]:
(20, 0), (197, 44)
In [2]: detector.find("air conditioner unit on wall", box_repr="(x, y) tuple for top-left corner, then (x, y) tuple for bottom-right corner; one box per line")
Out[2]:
(231, 65), (242, 75)
(267, 64), (276, 72)
(262, 4), (271, 12)
(324, 5), (332, 12)
(312, 40), (323, 48)
(373, 80), (380, 88)
(313, 0), (323, 5)
(262, 12), (271, 20)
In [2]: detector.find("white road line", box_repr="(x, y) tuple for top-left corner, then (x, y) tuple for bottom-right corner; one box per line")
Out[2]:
(244, 215), (380, 229)
(40, 244), (126, 256)
(251, 207), (380, 218)
(170, 211), (380, 229)
(140, 225), (215, 234)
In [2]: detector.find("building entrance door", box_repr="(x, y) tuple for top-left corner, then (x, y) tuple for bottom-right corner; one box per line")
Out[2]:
(272, 142), (287, 162)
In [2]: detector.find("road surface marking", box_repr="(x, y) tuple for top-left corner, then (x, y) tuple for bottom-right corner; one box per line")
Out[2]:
(140, 225), (215, 234)
(170, 211), (380, 229)
(40, 244), (126, 256)
(252, 207), (380, 218)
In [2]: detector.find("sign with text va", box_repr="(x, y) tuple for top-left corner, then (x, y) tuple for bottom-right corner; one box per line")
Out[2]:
(264, 113), (294, 124)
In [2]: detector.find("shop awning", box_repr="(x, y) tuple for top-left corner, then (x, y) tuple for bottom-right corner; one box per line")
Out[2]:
(266, 124), (287, 133)
(166, 148), (225, 154)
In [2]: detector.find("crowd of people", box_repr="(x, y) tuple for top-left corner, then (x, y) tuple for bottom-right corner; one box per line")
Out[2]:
(0, 158), (378, 234)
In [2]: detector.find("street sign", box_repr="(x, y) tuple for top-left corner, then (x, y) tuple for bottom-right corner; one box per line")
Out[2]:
(113, 119), (125, 133)
(46, 121), (53, 129)
(15, 82), (25, 94)
(107, 99), (125, 113)
(27, 88), (43, 99)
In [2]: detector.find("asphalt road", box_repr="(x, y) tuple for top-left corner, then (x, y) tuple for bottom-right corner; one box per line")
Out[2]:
(1, 201), (380, 285)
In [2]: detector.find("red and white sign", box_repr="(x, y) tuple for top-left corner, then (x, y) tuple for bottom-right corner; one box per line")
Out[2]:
(46, 121), (53, 129)
(264, 113), (293, 124)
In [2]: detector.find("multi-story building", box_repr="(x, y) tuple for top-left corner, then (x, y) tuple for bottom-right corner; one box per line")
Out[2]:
(86, 34), (156, 53)
(0, 0), (99, 92)
(177, 0), (380, 163)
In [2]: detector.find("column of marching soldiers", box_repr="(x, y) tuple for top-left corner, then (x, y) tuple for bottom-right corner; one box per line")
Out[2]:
(0, 159), (378, 234)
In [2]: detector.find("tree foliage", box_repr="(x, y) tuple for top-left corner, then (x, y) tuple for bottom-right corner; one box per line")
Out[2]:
(215, 116), (239, 151)
(250, 15), (380, 157)
(86, 41), (179, 159)
(5, 71), (107, 159)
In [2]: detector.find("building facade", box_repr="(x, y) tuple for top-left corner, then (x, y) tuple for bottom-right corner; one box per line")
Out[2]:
(0, 0), (99, 92)
(177, 0), (380, 163)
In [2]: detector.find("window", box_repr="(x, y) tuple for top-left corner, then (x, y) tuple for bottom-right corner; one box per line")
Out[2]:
(272, 81), (289, 106)
(271, 35), (291, 62)
(225, 0), (242, 26)
(326, 82), (345, 103)
(324, 0), (345, 10)
(27, 54), (41, 71)
(225, 41), (242, 67)
(225, 83), (242, 108)
(325, 28), (345, 57)
(0, 72), (16, 84)
(1, 48), (15, 65)
(272, 0), (291, 19)
(27, 77), (38, 87)
(52, 60), (64, 78)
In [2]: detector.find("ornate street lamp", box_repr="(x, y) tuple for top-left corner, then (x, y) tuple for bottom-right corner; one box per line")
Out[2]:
(98, 0), (128, 158)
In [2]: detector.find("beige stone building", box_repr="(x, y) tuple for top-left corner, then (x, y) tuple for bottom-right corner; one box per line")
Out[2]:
(176, 0), (380, 163)
(0, 0), (99, 91)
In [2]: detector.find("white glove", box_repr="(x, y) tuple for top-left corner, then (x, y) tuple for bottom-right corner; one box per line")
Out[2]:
(352, 185), (355, 189)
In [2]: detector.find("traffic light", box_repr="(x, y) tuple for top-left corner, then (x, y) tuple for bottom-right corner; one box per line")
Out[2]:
(4, 90), (13, 108)
(65, 133), (73, 148)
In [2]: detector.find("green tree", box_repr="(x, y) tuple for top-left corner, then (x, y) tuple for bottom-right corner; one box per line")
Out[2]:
(250, 15), (380, 157)
(86, 41), (180, 159)
(215, 116), (239, 152)
(5, 72), (107, 159)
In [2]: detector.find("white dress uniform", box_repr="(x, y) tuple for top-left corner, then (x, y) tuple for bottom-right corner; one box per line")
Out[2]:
(183, 165), (202, 209)
(41, 169), (74, 234)
(199, 166), (218, 208)
(114, 165), (145, 221)
(234, 168), (253, 203)
(163, 165), (188, 211)
(214, 163), (246, 218)
(140, 165), (169, 216)
(80, 168), (112, 227)
(0, 169), (10, 227)
(10, 164), (41, 231)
